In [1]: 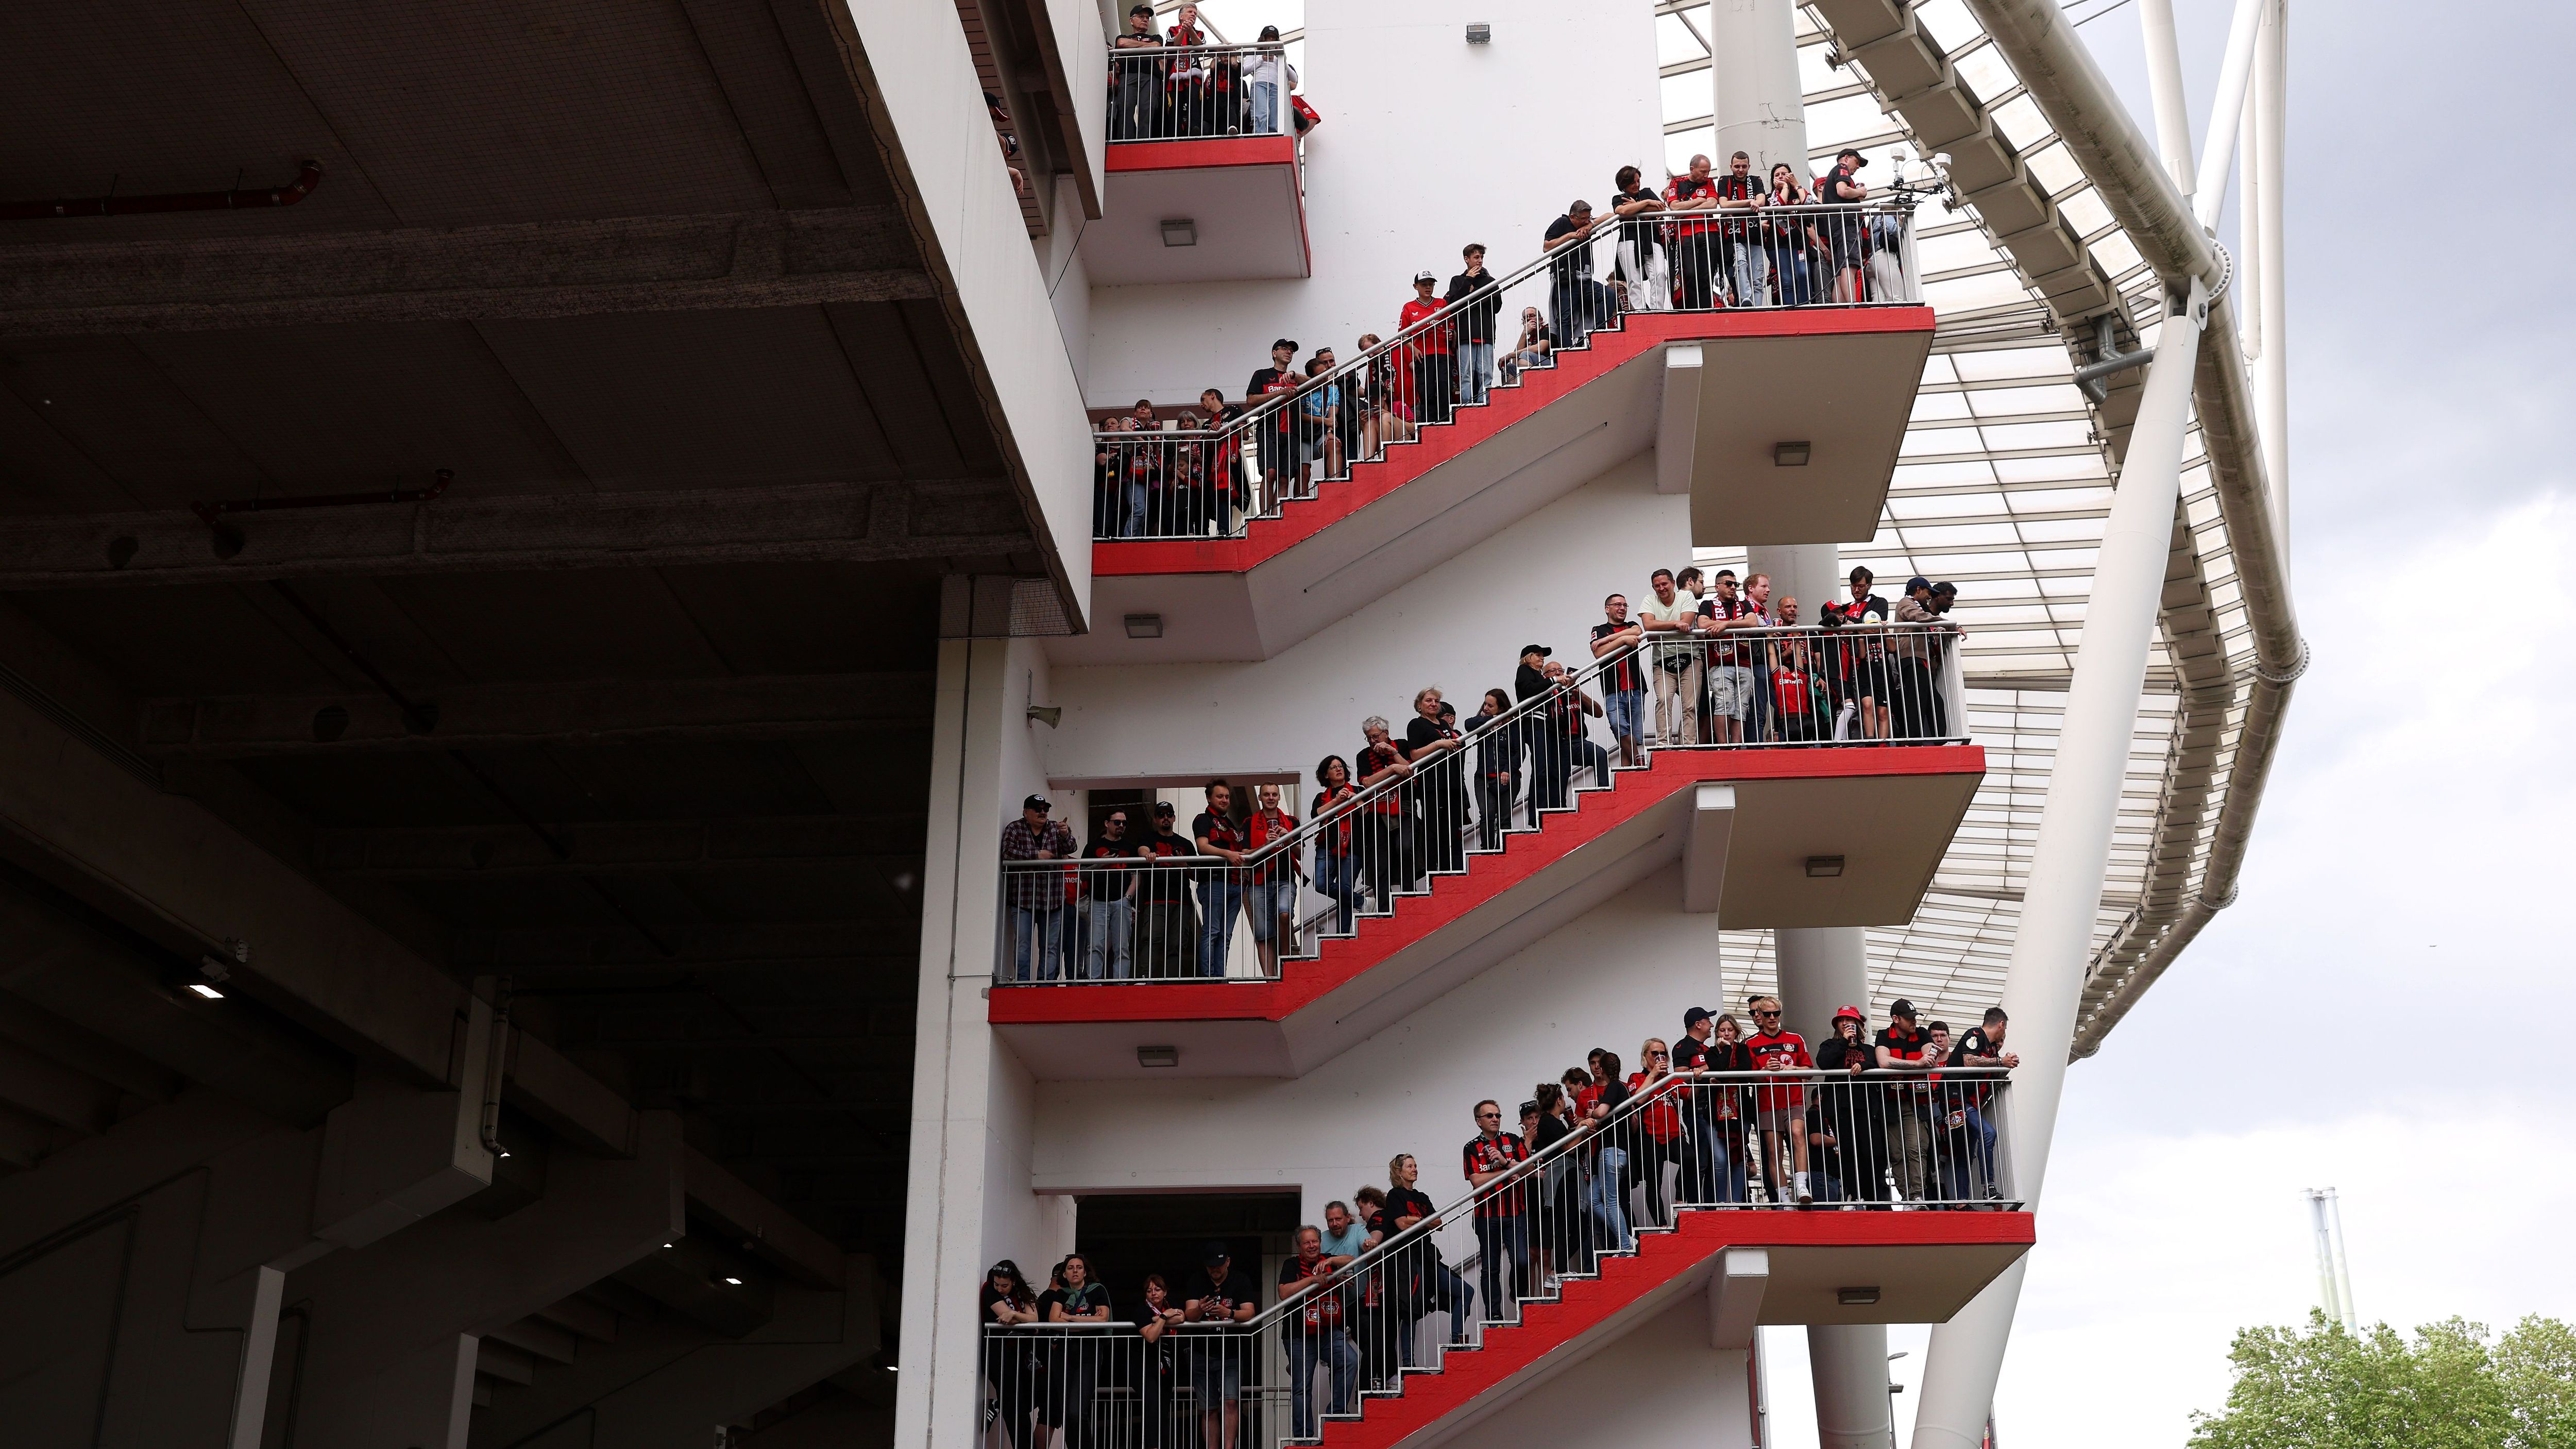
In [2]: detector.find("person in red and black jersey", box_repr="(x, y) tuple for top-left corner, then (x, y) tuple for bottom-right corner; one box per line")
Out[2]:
(1660, 153), (1725, 310)
(1397, 271), (1455, 425)
(1310, 755), (1363, 934)
(1623, 1039), (1688, 1226)
(1873, 999), (1940, 1205)
(1822, 565), (1894, 741)
(1383, 1153), (1473, 1350)
(1355, 717), (1417, 904)
(1744, 996), (1815, 1204)
(1192, 386), (1245, 533)
(1243, 782), (1302, 973)
(1276, 1225), (1360, 1439)
(1462, 1100), (1532, 1325)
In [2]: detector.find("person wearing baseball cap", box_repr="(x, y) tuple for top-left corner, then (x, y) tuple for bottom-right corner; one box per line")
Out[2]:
(1874, 999), (1937, 1206)
(1398, 270), (1456, 425)
(1811, 1005), (1881, 1205)
(1892, 581), (1943, 738)
(1133, 801), (1192, 976)
(1671, 1007), (1733, 1204)
(1182, 1240), (1255, 1447)
(1817, 147), (1873, 301)
(1000, 793), (1075, 980)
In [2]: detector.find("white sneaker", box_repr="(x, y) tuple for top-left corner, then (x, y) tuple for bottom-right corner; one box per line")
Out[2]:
(1794, 1171), (1813, 1205)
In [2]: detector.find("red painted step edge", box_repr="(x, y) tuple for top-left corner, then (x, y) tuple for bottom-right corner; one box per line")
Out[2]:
(987, 744), (1983, 1026)
(1321, 1209), (2036, 1449)
(1094, 306), (1937, 578)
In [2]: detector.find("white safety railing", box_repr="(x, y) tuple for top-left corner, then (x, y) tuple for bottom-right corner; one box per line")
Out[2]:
(1091, 200), (1919, 541)
(994, 623), (1964, 986)
(1106, 38), (1297, 141)
(978, 1068), (2014, 1447)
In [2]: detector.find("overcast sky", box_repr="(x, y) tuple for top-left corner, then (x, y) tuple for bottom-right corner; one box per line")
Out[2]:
(1760, 3), (2576, 1444)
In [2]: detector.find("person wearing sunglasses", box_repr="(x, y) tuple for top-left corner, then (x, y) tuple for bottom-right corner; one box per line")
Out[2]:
(1743, 996), (1816, 1205)
(1462, 1099), (1532, 1324)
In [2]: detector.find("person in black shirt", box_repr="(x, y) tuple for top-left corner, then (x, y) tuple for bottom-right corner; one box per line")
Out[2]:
(1714, 151), (1770, 306)
(1079, 810), (1143, 980)
(1609, 164), (1665, 311)
(1190, 780), (1248, 977)
(1403, 688), (1469, 874)
(1132, 1273), (1184, 1448)
(1444, 245), (1503, 406)
(1947, 1007), (2016, 1201)
(1384, 1153), (1472, 1348)
(1817, 147), (1871, 302)
(981, 1261), (1041, 1449)
(1041, 1255), (1113, 1448)
(1873, 1000), (1938, 1204)
(1541, 199), (1609, 345)
(1813, 1006), (1886, 1205)
(1245, 338), (1301, 500)
(1465, 688), (1522, 851)
(1134, 802), (1198, 979)
(1181, 1244), (1255, 1449)
(1580, 1050), (1635, 1255)
(1276, 1227), (1360, 1438)
(1670, 1007), (1732, 1205)
(1110, 5), (1166, 140)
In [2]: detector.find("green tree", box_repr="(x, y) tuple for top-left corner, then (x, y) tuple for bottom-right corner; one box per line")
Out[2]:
(2188, 1311), (2576, 1449)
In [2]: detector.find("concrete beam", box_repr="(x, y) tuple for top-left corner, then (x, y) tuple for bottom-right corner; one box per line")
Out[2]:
(1681, 783), (1737, 915)
(0, 481), (1032, 591)
(478, 1258), (883, 1449)
(140, 674), (935, 759)
(1707, 1246), (1770, 1351)
(310, 812), (922, 875)
(685, 1144), (850, 1291)
(0, 207), (933, 336)
(1656, 344), (1703, 497)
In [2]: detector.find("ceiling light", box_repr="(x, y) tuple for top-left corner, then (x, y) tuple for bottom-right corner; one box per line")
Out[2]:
(722, 1276), (744, 1286)
(1773, 441), (1811, 467)
(1805, 855), (1845, 878)
(1125, 613), (1164, 639)
(1160, 219), (1197, 248)
(1138, 1045), (1179, 1069)
(186, 982), (225, 1000)
(1836, 1286), (1880, 1306)
(1464, 22), (1492, 42)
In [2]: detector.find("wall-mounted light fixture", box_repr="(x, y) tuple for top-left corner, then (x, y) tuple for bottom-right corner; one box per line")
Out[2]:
(1465, 22), (1492, 43)
(1773, 441), (1812, 467)
(1805, 855), (1845, 878)
(1125, 613), (1164, 639)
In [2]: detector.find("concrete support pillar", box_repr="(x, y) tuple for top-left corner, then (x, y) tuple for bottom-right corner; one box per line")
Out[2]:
(1747, 544), (1846, 637)
(1710, 0), (1810, 179)
(893, 636), (1053, 1449)
(2253, 0), (2289, 546)
(1810, 1323), (1895, 1449)
(1910, 283), (2211, 1449)
(1771, 925), (1868, 1048)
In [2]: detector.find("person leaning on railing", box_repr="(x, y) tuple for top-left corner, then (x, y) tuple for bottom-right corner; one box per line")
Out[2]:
(1402, 688), (1469, 874)
(1766, 162), (1826, 306)
(1078, 807), (1144, 981)
(1461, 1099), (1535, 1322)
(1132, 1274), (1184, 1446)
(1660, 154), (1724, 311)
(1276, 1225), (1361, 1438)
(1382, 1153), (1473, 1350)
(1464, 688), (1522, 851)
(1162, 5), (1233, 140)
(1873, 999), (1941, 1207)
(1179, 1243), (1256, 1449)
(1244, 782), (1303, 972)
(1945, 1007), (2018, 1202)
(1541, 198), (1614, 345)
(980, 1260), (1043, 1449)
(1309, 755), (1363, 934)
(1812, 1005), (1889, 1206)
(1041, 1253), (1113, 1448)
(1244, 25), (1296, 136)
(1714, 151), (1769, 307)
(1355, 717), (1417, 902)
(1109, 5), (1165, 142)
(1609, 165), (1667, 312)
(1135, 802), (1198, 978)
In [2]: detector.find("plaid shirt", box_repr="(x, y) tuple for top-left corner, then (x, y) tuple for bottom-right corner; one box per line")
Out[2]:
(999, 818), (1076, 909)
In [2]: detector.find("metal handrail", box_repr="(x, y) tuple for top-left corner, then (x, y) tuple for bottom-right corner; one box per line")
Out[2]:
(1093, 199), (1919, 446)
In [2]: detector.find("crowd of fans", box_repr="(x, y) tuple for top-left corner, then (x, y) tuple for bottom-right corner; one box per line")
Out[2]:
(979, 996), (2018, 1447)
(1110, 4), (1304, 141)
(998, 568), (1962, 983)
(1092, 148), (1909, 540)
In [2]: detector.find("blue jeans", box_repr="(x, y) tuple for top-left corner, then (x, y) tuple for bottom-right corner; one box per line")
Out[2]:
(1122, 479), (1149, 536)
(1246, 880), (1298, 942)
(1082, 897), (1133, 979)
(1314, 851), (1358, 933)
(1730, 237), (1771, 307)
(1249, 80), (1279, 135)
(1196, 880), (1243, 975)
(1285, 1327), (1357, 1439)
(1585, 1148), (1634, 1254)
(1682, 1122), (1744, 1205)
(1011, 905), (1065, 981)
(1569, 736), (1611, 789)
(1472, 1215), (1530, 1322)
(1456, 341), (1494, 405)
(1967, 1106), (1998, 1195)
(1603, 687), (1643, 746)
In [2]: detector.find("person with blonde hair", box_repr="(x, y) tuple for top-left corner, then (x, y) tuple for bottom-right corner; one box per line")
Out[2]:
(1404, 686), (1468, 873)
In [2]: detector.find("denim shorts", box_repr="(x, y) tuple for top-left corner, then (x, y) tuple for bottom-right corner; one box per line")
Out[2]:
(1603, 688), (1645, 741)
(1709, 665), (1755, 721)
(1246, 880), (1299, 939)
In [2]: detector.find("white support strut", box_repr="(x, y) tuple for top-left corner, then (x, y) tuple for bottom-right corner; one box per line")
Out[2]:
(1908, 279), (2212, 1449)
(2193, 0), (2269, 231)
(2136, 0), (2196, 193)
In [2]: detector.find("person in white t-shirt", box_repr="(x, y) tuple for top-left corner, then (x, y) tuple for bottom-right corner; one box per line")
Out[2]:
(1636, 567), (1704, 749)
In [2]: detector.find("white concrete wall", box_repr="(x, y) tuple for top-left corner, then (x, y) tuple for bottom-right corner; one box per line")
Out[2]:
(1500, 1295), (1760, 1449)
(840, 0), (1098, 621)
(1023, 865), (1742, 1271)
(1079, 0), (1663, 408)
(1037, 454), (1689, 786)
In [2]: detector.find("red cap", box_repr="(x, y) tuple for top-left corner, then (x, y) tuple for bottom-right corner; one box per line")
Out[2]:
(1832, 1004), (1864, 1022)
